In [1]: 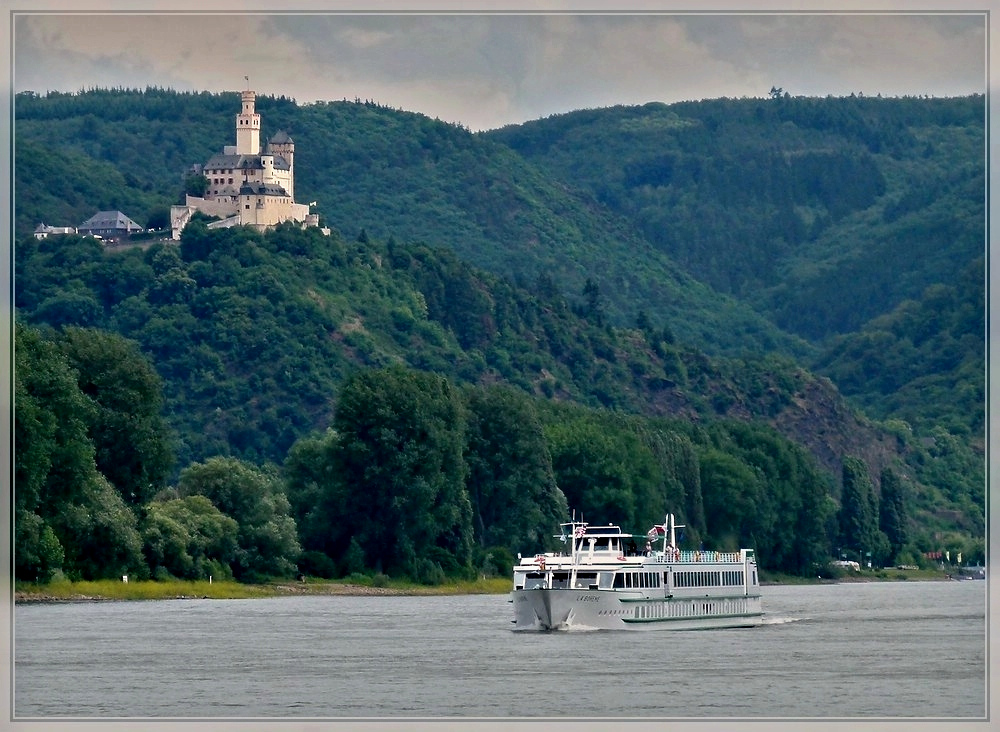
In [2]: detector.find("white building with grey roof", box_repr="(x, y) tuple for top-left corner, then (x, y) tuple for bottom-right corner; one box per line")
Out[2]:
(78, 210), (143, 239)
(171, 88), (319, 239)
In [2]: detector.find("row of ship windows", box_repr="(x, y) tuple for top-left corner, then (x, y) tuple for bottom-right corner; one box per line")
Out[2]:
(629, 598), (750, 620)
(520, 568), (751, 591)
(613, 571), (661, 589)
(674, 570), (745, 587)
(610, 570), (745, 589)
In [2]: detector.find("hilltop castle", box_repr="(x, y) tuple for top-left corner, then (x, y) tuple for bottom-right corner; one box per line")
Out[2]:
(170, 89), (323, 239)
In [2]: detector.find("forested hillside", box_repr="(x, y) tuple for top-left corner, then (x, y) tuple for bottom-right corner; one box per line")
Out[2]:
(486, 94), (984, 340)
(12, 88), (984, 585)
(16, 313), (851, 585)
(14, 224), (981, 583)
(14, 88), (802, 358)
(13, 224), (874, 474)
(485, 93), (985, 518)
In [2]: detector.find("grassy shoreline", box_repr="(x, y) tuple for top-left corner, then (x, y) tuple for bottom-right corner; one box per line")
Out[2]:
(13, 568), (958, 603)
(13, 576), (514, 603)
(761, 567), (954, 584)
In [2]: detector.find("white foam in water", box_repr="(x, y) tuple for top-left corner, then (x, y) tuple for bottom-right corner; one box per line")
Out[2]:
(760, 615), (804, 625)
(561, 623), (602, 632)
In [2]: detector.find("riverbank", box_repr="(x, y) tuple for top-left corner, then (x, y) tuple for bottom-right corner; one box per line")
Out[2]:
(13, 576), (513, 603)
(761, 567), (955, 585)
(15, 567), (963, 603)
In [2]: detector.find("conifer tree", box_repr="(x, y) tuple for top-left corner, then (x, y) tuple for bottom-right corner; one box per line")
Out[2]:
(837, 456), (878, 563)
(879, 466), (909, 561)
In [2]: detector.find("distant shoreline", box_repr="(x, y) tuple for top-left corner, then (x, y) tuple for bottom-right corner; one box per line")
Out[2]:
(13, 569), (967, 604)
(13, 577), (512, 604)
(14, 584), (409, 604)
(761, 568), (958, 586)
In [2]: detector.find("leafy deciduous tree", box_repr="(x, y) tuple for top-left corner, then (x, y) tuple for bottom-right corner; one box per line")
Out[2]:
(333, 366), (473, 581)
(545, 416), (662, 532)
(55, 326), (174, 506)
(177, 457), (301, 580)
(142, 494), (239, 580)
(699, 447), (766, 552)
(14, 322), (142, 581)
(463, 385), (567, 556)
(52, 472), (147, 580)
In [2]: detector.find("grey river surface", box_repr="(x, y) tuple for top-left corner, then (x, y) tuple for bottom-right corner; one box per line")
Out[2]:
(13, 579), (986, 720)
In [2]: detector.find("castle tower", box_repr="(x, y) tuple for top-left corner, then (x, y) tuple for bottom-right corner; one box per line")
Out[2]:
(236, 89), (261, 155)
(267, 130), (295, 199)
(173, 84), (322, 239)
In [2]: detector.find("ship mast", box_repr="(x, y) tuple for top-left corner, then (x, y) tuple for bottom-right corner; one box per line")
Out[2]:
(569, 509), (584, 589)
(666, 513), (685, 553)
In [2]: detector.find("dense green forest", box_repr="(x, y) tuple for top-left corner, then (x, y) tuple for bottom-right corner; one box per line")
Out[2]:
(17, 312), (961, 585)
(487, 94), (984, 338)
(14, 225), (983, 583)
(485, 94), (985, 451)
(12, 88), (985, 584)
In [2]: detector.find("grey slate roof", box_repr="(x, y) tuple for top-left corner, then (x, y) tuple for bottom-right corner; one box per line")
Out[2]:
(269, 130), (293, 144)
(204, 153), (290, 171)
(78, 210), (142, 231)
(239, 181), (290, 197)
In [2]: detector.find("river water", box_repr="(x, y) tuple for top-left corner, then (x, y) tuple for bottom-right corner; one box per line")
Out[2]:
(12, 580), (987, 722)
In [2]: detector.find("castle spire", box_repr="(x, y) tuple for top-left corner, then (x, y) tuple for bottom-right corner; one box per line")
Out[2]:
(236, 86), (260, 155)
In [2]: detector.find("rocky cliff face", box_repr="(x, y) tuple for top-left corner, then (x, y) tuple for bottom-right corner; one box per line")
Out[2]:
(769, 373), (900, 493)
(636, 354), (901, 492)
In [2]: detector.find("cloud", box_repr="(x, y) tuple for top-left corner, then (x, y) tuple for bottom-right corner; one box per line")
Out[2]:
(731, 14), (985, 98)
(13, 12), (987, 130)
(15, 14), (323, 96)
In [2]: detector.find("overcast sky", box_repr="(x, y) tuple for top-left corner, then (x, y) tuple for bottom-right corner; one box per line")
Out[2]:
(10, 8), (987, 131)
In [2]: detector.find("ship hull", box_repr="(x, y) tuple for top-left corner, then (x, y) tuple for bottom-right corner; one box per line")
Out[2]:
(511, 587), (763, 631)
(511, 514), (763, 631)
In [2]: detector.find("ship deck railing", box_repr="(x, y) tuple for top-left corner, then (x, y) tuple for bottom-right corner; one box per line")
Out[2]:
(668, 550), (744, 564)
(518, 549), (748, 567)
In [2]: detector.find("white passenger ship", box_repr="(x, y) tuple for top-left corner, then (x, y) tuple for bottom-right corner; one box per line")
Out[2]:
(511, 514), (762, 631)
